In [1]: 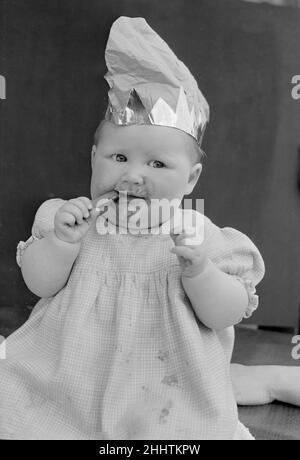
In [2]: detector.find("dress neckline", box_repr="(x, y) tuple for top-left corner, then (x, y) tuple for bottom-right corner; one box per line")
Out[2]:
(95, 206), (183, 238)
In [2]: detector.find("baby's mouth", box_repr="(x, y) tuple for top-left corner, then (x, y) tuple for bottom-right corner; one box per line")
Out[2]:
(115, 190), (148, 203)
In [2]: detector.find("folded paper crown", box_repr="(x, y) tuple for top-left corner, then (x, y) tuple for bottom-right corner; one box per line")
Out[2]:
(104, 16), (209, 145)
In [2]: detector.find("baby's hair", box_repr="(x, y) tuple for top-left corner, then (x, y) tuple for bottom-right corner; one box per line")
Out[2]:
(93, 119), (106, 146)
(93, 119), (206, 164)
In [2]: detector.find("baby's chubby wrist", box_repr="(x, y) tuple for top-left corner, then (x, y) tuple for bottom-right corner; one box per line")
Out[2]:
(47, 230), (82, 254)
(170, 226), (212, 279)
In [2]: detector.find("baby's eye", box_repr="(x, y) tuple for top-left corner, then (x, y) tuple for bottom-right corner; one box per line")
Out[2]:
(149, 160), (165, 168)
(112, 153), (127, 162)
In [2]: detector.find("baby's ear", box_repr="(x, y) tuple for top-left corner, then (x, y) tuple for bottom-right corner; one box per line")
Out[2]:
(91, 145), (97, 168)
(185, 163), (202, 195)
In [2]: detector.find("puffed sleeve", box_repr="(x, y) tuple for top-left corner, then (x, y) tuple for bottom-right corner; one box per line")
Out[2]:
(202, 215), (265, 320)
(16, 198), (67, 268)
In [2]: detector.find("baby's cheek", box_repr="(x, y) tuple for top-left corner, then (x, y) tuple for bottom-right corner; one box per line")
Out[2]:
(91, 167), (116, 197)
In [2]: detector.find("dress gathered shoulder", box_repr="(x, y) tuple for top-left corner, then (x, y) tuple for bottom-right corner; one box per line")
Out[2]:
(0, 199), (265, 440)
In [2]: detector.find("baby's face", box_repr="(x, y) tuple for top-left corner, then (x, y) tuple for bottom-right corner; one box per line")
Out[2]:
(90, 121), (202, 226)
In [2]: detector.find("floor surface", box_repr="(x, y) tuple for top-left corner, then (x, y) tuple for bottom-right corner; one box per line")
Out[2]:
(234, 326), (300, 440)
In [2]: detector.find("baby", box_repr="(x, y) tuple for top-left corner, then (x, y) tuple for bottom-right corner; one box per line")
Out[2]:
(0, 17), (270, 440)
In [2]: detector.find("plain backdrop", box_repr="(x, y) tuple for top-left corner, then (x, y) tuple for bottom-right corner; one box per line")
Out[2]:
(0, 0), (300, 331)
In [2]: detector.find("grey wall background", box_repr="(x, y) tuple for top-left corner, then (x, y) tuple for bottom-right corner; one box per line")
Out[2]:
(0, 0), (300, 334)
(242, 0), (300, 6)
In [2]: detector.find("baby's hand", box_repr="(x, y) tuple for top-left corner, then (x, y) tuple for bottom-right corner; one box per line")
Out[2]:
(170, 227), (209, 278)
(54, 196), (100, 244)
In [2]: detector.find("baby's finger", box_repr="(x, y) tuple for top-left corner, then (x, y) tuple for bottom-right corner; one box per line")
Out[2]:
(181, 236), (204, 246)
(170, 245), (195, 259)
(63, 203), (85, 224)
(76, 196), (93, 211)
(178, 228), (204, 246)
(95, 197), (115, 211)
(169, 225), (184, 243)
(169, 232), (177, 244)
(182, 227), (197, 237)
(69, 198), (90, 219)
(58, 210), (76, 227)
(85, 207), (102, 223)
(170, 231), (197, 247)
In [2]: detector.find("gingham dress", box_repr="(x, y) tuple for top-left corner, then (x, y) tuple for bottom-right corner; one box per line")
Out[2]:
(0, 198), (264, 440)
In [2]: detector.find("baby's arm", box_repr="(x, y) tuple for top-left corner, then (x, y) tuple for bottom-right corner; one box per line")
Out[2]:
(170, 217), (263, 330)
(231, 364), (300, 407)
(179, 254), (249, 330)
(19, 196), (101, 298)
(21, 230), (81, 298)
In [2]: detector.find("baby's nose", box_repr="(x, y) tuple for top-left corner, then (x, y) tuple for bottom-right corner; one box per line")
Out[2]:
(121, 167), (144, 185)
